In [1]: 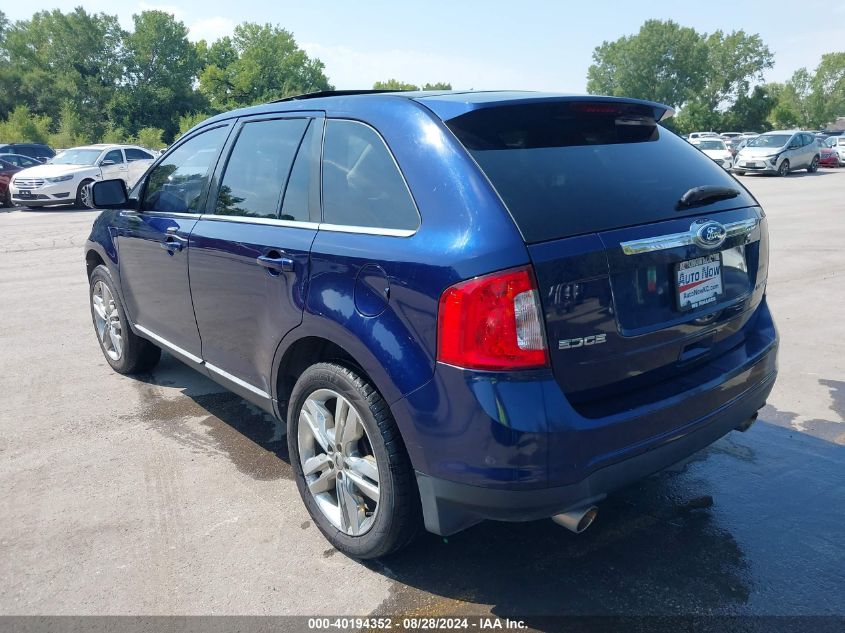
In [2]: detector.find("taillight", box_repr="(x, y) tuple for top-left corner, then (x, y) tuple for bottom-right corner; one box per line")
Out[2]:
(437, 266), (549, 370)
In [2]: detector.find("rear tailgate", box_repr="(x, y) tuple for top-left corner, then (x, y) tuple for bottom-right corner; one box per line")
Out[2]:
(530, 207), (767, 418)
(446, 98), (769, 425)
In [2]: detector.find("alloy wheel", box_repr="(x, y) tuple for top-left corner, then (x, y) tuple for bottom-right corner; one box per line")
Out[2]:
(297, 388), (380, 536)
(91, 280), (123, 361)
(80, 183), (93, 208)
(778, 160), (790, 176)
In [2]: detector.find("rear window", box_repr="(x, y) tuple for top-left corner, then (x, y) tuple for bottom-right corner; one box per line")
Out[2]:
(446, 102), (749, 243)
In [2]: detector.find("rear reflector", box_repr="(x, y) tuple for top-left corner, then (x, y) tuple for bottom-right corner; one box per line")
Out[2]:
(437, 266), (549, 370)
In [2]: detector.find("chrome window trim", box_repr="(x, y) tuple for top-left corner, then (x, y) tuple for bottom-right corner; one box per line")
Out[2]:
(619, 217), (760, 255)
(141, 211), (202, 220)
(317, 223), (416, 237)
(205, 362), (270, 399)
(194, 213), (414, 236)
(134, 324), (202, 364)
(199, 214), (319, 230)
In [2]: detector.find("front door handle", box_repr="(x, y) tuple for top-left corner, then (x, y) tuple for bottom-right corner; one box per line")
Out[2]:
(257, 253), (294, 272)
(160, 235), (185, 253)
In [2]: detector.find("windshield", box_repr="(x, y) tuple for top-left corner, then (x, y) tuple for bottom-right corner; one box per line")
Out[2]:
(697, 140), (726, 150)
(49, 149), (102, 165)
(747, 134), (791, 149)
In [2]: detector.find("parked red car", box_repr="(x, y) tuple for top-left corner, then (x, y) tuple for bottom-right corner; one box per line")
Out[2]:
(819, 139), (840, 167)
(0, 153), (42, 206)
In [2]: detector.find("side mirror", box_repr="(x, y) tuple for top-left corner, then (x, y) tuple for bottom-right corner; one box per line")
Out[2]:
(100, 159), (116, 166)
(91, 179), (129, 209)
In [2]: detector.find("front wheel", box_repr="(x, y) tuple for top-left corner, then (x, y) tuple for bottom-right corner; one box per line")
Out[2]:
(778, 160), (790, 177)
(288, 363), (420, 559)
(89, 264), (161, 374)
(76, 179), (94, 208)
(808, 156), (819, 173)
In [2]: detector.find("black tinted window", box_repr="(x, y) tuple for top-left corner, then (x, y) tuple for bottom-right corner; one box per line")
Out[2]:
(280, 121), (317, 222)
(142, 126), (228, 214)
(447, 102), (754, 242)
(216, 118), (308, 219)
(103, 149), (124, 164)
(322, 119), (419, 231)
(126, 148), (153, 161)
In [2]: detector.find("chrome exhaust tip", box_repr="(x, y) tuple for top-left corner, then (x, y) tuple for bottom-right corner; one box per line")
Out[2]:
(552, 505), (598, 533)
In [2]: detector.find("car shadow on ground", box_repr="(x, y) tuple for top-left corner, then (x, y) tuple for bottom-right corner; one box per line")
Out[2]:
(129, 353), (292, 481)
(129, 354), (845, 621)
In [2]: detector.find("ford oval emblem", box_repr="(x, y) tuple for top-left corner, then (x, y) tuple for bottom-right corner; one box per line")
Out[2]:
(692, 220), (727, 249)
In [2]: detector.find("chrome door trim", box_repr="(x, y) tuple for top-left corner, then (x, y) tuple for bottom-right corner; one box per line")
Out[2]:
(199, 214), (319, 230)
(317, 223), (416, 238)
(205, 363), (271, 399)
(134, 324), (203, 364)
(619, 217), (760, 255)
(195, 214), (415, 237)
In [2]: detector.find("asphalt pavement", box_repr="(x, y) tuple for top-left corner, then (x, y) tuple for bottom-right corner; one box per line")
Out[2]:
(0, 169), (843, 623)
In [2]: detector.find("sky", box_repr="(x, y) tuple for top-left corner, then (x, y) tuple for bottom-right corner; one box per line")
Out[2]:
(4, 0), (843, 92)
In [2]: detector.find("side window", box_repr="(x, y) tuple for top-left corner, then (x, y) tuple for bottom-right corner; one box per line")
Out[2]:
(215, 118), (308, 219)
(142, 126), (229, 214)
(280, 121), (318, 222)
(103, 149), (124, 164)
(125, 148), (154, 161)
(322, 119), (419, 232)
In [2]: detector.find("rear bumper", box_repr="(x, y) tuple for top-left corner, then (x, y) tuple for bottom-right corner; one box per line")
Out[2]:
(395, 298), (778, 536)
(415, 368), (775, 535)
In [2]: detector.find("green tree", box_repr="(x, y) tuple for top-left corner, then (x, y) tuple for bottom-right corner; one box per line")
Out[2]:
(373, 79), (419, 90)
(49, 100), (90, 148)
(0, 105), (52, 143)
(110, 11), (203, 142)
(1, 8), (124, 139)
(134, 127), (165, 150)
(372, 80), (452, 91)
(199, 23), (331, 110)
(178, 112), (212, 137)
(587, 20), (707, 109)
(811, 52), (845, 127)
(587, 20), (774, 133)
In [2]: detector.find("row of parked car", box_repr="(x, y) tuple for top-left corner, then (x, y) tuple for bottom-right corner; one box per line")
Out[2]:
(0, 143), (157, 208)
(687, 130), (845, 176)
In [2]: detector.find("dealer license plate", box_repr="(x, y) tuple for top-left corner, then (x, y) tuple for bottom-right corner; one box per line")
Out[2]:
(676, 253), (724, 311)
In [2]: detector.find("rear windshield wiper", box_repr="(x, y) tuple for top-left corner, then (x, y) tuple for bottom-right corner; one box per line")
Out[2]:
(676, 185), (741, 210)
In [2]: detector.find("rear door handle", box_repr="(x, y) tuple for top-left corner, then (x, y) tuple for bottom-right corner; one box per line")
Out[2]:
(257, 254), (294, 272)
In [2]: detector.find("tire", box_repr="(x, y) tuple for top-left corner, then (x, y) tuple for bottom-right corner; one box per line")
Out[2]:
(778, 160), (790, 177)
(288, 363), (420, 559)
(0, 188), (10, 208)
(88, 264), (161, 374)
(76, 179), (94, 208)
(808, 156), (819, 173)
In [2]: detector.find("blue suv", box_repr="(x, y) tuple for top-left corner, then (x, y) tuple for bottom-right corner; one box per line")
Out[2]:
(85, 91), (778, 558)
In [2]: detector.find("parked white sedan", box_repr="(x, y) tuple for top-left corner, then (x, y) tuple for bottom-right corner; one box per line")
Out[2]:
(691, 138), (734, 170)
(9, 144), (155, 208)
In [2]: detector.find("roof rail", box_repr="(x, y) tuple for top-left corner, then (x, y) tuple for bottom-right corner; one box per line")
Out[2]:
(271, 89), (410, 103)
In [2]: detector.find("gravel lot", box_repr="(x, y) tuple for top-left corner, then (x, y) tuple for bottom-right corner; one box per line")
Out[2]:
(1, 170), (843, 621)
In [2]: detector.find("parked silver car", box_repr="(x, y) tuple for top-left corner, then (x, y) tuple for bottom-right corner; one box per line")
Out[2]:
(733, 131), (820, 176)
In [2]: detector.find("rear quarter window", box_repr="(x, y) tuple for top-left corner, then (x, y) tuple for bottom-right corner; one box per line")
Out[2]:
(321, 119), (420, 232)
(446, 102), (755, 243)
